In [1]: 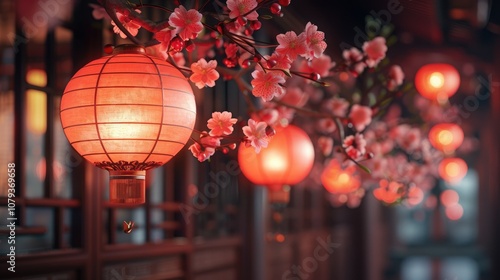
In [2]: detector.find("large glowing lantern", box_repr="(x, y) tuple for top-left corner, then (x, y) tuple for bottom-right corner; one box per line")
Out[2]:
(414, 63), (460, 102)
(321, 159), (360, 194)
(238, 124), (315, 204)
(428, 123), (464, 154)
(438, 157), (468, 184)
(60, 45), (196, 205)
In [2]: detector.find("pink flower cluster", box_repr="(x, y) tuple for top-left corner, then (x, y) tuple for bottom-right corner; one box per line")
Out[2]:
(250, 22), (328, 101)
(342, 36), (388, 76)
(90, 1), (467, 209)
(189, 111), (237, 162)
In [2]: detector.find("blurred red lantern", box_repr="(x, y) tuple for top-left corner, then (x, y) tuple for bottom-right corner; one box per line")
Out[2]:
(238, 124), (315, 204)
(414, 63), (460, 102)
(438, 157), (468, 184)
(321, 159), (360, 194)
(428, 123), (464, 154)
(60, 45), (196, 205)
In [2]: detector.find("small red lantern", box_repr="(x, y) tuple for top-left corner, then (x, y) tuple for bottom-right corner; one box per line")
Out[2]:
(438, 157), (468, 184)
(60, 45), (196, 205)
(238, 124), (315, 204)
(414, 63), (460, 102)
(321, 159), (360, 194)
(428, 123), (464, 154)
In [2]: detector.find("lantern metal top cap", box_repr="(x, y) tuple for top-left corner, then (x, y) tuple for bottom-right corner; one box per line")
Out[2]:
(112, 44), (146, 55)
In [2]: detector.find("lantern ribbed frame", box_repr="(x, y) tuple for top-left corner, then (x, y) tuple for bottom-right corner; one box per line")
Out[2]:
(60, 45), (196, 204)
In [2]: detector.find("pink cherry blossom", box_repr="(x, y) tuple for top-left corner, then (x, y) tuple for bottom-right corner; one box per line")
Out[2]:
(242, 119), (269, 153)
(89, 3), (109, 20)
(343, 133), (367, 160)
(318, 136), (333, 156)
(190, 58), (220, 89)
(317, 118), (336, 134)
(389, 124), (410, 140)
(154, 28), (173, 53)
(250, 69), (286, 101)
(189, 143), (209, 162)
(189, 134), (222, 162)
(308, 54), (335, 77)
(343, 47), (364, 64)
(207, 111), (238, 136)
(200, 134), (221, 148)
(111, 10), (142, 39)
(172, 52), (186, 66)
(304, 22), (327, 60)
(189, 134), (221, 162)
(349, 104), (372, 131)
(277, 87), (308, 107)
(323, 97), (349, 117)
(226, 0), (259, 21)
(362, 36), (387, 68)
(342, 47), (367, 75)
(276, 31), (308, 60)
(257, 108), (279, 125)
(387, 65), (405, 91)
(369, 157), (387, 178)
(168, 5), (203, 40)
(398, 128), (421, 151)
(260, 52), (293, 79)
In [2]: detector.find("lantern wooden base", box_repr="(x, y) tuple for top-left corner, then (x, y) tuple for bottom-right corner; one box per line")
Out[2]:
(109, 170), (146, 205)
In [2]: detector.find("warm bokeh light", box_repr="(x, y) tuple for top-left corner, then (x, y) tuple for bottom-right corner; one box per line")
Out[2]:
(275, 233), (286, 243)
(438, 157), (468, 184)
(36, 158), (65, 181)
(440, 189), (459, 207)
(429, 72), (444, 88)
(321, 159), (360, 194)
(428, 123), (464, 154)
(27, 90), (47, 134)
(406, 186), (424, 206)
(238, 124), (315, 202)
(26, 69), (48, 134)
(445, 203), (464, 220)
(26, 69), (47, 87)
(60, 45), (196, 204)
(414, 63), (460, 101)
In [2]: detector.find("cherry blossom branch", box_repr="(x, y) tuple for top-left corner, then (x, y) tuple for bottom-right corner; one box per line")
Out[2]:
(333, 117), (372, 174)
(99, 0), (142, 45)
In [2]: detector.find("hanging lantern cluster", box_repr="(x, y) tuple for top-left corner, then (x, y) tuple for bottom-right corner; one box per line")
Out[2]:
(427, 122), (467, 184)
(60, 45), (196, 205)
